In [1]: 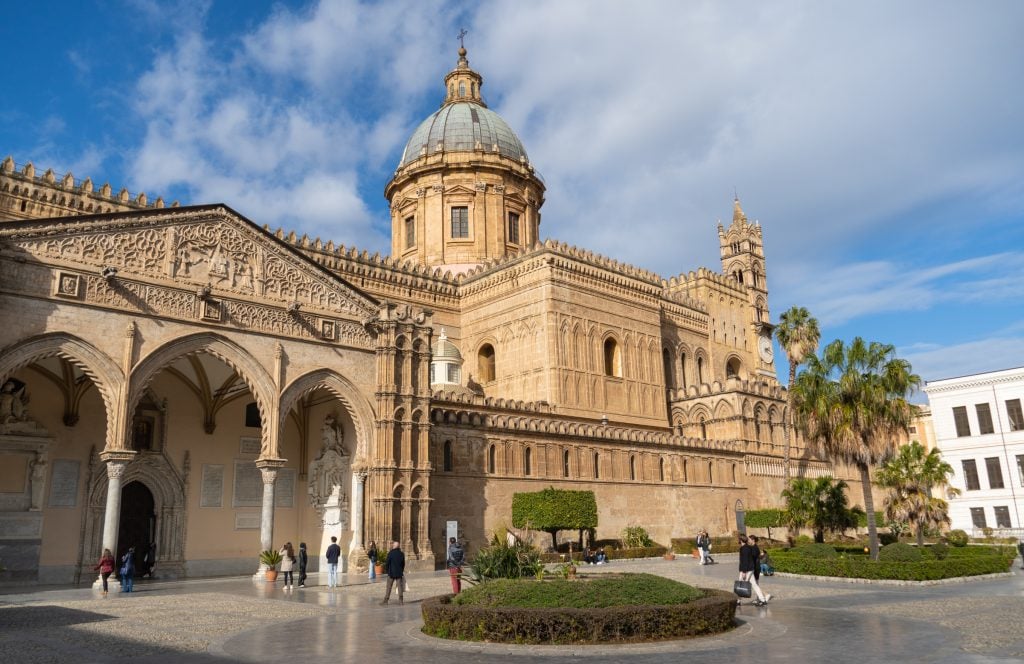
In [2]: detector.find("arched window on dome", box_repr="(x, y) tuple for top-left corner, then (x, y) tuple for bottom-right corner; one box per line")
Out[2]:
(459, 82), (466, 98)
(478, 344), (496, 382)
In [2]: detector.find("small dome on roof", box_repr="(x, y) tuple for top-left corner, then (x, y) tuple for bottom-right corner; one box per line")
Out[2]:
(399, 102), (528, 167)
(432, 329), (462, 360)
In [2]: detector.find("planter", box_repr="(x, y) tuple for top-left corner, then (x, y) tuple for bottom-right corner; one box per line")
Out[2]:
(265, 569), (279, 581)
(374, 563), (385, 576)
(664, 552), (676, 561)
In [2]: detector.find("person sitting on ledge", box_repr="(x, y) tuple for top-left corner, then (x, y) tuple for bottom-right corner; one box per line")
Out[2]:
(582, 547), (596, 565)
(595, 548), (608, 564)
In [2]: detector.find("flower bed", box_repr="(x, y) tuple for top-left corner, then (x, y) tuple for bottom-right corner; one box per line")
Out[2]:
(421, 573), (737, 644)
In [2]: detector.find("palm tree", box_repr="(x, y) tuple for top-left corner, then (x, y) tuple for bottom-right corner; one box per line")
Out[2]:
(875, 441), (959, 546)
(791, 338), (920, 560)
(775, 306), (820, 484)
(781, 476), (855, 543)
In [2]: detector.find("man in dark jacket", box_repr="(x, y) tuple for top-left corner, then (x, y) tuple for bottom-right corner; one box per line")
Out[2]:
(325, 536), (341, 589)
(381, 540), (406, 605)
(297, 542), (309, 588)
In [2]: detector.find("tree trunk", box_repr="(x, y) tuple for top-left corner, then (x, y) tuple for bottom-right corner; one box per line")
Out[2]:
(916, 524), (925, 548)
(783, 361), (797, 485)
(549, 529), (558, 552)
(860, 464), (879, 560)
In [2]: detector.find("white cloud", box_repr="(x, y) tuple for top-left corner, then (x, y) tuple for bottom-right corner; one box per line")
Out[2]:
(904, 336), (1024, 384)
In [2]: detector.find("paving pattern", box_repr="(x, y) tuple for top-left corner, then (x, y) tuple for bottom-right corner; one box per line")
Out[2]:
(2, 555), (1022, 663)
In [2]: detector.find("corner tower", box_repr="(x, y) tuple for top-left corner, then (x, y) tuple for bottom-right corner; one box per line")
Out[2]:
(384, 46), (546, 272)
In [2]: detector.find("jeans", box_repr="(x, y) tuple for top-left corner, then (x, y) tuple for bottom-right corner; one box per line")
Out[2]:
(369, 563), (376, 580)
(122, 573), (133, 592)
(327, 562), (338, 587)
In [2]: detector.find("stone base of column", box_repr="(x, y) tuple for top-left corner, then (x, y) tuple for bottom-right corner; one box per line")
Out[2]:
(252, 563), (270, 582)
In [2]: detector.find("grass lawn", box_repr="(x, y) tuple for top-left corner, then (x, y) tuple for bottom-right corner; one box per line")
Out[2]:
(452, 573), (705, 608)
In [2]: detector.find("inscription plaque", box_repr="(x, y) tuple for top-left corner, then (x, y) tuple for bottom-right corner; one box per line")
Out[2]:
(232, 460), (262, 508)
(234, 512), (261, 530)
(275, 469), (296, 508)
(239, 437), (261, 456)
(47, 459), (80, 508)
(200, 464), (224, 508)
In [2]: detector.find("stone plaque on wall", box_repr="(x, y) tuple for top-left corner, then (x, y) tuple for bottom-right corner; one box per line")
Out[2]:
(234, 512), (261, 530)
(232, 461), (262, 508)
(0, 513), (43, 539)
(239, 437), (261, 456)
(200, 464), (224, 508)
(47, 459), (80, 508)
(274, 469), (295, 508)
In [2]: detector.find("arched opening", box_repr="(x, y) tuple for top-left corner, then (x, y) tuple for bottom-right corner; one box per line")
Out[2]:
(680, 353), (688, 388)
(708, 461), (714, 483)
(726, 357), (742, 379)
(731, 463), (737, 485)
(117, 481), (155, 577)
(697, 356), (705, 384)
(629, 455), (636, 481)
(604, 338), (621, 377)
(659, 457), (665, 482)
(478, 344), (496, 382)
(459, 82), (466, 97)
(488, 445), (496, 474)
(662, 348), (673, 388)
(563, 449), (570, 478)
(683, 459), (688, 483)
(593, 452), (600, 479)
(524, 447), (532, 476)
(443, 440), (453, 472)
(699, 417), (707, 440)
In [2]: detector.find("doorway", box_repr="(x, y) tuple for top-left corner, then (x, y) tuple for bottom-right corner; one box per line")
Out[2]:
(117, 481), (155, 577)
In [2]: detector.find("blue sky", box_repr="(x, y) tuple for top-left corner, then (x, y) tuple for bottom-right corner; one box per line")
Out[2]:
(2, 0), (1023, 394)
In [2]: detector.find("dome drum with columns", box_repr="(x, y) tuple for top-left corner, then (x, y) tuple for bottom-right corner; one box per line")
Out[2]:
(0, 42), (865, 585)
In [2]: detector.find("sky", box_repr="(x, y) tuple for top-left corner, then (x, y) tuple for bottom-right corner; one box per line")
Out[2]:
(2, 0), (1022, 396)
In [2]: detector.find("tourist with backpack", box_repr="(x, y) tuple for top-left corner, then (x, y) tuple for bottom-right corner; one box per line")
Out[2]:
(446, 537), (465, 594)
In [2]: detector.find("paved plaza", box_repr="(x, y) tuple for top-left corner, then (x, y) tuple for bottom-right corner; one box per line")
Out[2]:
(2, 554), (1023, 663)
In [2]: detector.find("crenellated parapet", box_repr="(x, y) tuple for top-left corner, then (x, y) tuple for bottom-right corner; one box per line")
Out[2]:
(666, 375), (786, 402)
(0, 156), (179, 222)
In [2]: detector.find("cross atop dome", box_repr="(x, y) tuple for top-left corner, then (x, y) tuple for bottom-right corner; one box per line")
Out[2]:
(443, 33), (485, 107)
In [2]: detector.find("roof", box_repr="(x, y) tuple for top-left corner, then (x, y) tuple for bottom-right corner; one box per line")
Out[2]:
(399, 101), (528, 167)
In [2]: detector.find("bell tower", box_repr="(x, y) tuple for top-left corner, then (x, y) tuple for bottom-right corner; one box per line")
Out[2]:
(718, 197), (769, 323)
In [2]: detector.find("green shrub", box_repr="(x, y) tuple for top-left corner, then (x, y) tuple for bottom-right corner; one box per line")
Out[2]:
(621, 526), (653, 548)
(854, 511), (886, 528)
(511, 487), (598, 550)
(878, 543), (923, 562)
(745, 509), (785, 529)
(466, 533), (544, 583)
(771, 551), (1015, 580)
(793, 543), (839, 559)
(878, 532), (899, 546)
(930, 540), (949, 560)
(453, 574), (703, 608)
(946, 530), (969, 547)
(795, 534), (813, 546)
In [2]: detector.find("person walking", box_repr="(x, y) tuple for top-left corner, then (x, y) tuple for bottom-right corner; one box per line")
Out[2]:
(120, 546), (136, 593)
(750, 535), (762, 583)
(94, 548), (115, 596)
(280, 542), (295, 589)
(446, 537), (465, 595)
(696, 529), (710, 564)
(738, 535), (770, 606)
(1017, 540), (1024, 569)
(325, 536), (341, 589)
(380, 541), (405, 605)
(367, 541), (378, 581)
(297, 542), (308, 588)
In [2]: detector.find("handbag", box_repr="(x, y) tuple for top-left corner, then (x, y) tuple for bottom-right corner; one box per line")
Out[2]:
(733, 579), (752, 598)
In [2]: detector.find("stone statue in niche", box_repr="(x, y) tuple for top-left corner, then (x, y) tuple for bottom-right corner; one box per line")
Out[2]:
(308, 413), (350, 514)
(29, 453), (47, 511)
(0, 380), (29, 424)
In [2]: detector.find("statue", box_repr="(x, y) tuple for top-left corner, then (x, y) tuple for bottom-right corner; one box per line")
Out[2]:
(0, 381), (28, 424)
(29, 454), (47, 511)
(321, 414), (346, 456)
(309, 413), (350, 514)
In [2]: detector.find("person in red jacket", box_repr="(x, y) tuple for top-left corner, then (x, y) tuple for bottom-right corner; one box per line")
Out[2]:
(93, 548), (115, 596)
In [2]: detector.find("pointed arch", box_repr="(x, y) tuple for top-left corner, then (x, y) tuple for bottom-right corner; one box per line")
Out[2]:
(279, 369), (376, 463)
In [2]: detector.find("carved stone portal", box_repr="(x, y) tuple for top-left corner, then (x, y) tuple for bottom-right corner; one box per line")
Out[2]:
(309, 414), (351, 567)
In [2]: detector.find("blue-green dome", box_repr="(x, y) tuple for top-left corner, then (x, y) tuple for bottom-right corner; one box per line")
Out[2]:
(399, 101), (528, 167)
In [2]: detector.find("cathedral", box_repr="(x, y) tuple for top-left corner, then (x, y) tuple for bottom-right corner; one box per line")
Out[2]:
(0, 47), (836, 584)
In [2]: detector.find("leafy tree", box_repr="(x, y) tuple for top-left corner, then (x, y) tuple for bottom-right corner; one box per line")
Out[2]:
(775, 306), (821, 485)
(875, 441), (959, 546)
(792, 338), (920, 560)
(511, 487), (598, 550)
(745, 509), (785, 540)
(781, 476), (856, 542)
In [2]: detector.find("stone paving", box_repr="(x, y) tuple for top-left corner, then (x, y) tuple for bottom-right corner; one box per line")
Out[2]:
(1, 554), (1022, 663)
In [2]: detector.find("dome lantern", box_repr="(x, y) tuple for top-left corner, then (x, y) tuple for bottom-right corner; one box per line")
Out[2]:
(443, 46), (485, 107)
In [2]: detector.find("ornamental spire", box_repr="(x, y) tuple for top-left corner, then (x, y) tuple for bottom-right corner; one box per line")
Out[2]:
(443, 32), (485, 107)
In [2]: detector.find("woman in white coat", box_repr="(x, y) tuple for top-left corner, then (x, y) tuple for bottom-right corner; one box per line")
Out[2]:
(279, 542), (296, 589)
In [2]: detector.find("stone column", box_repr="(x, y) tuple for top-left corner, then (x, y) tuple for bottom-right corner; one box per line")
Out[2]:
(99, 452), (135, 555)
(254, 460), (283, 577)
(350, 470), (367, 554)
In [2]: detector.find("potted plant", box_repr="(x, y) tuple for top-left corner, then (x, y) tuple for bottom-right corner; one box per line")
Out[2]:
(374, 549), (387, 577)
(259, 549), (282, 581)
(664, 550), (676, 561)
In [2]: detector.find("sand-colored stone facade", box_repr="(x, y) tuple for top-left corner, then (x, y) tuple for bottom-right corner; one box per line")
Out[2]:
(0, 48), (853, 584)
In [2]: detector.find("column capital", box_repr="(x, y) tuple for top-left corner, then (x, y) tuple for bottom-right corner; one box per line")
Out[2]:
(99, 450), (136, 467)
(255, 458), (286, 470)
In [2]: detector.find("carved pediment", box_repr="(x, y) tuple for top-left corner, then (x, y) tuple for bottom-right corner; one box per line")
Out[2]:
(0, 205), (378, 321)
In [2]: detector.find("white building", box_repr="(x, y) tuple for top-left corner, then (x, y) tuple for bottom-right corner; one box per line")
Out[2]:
(924, 367), (1024, 535)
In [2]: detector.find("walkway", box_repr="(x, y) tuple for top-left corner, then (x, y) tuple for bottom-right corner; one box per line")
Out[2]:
(2, 555), (1022, 663)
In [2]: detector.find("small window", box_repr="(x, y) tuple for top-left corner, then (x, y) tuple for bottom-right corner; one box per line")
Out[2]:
(975, 403), (994, 434)
(970, 507), (987, 529)
(1007, 399), (1024, 431)
(443, 440), (453, 472)
(603, 338), (621, 377)
(459, 82), (465, 97)
(707, 460), (714, 483)
(563, 449), (570, 478)
(524, 447), (532, 476)
(404, 216), (415, 249)
(629, 455), (636, 481)
(697, 356), (705, 384)
(680, 354), (687, 388)
(488, 445), (496, 474)
(726, 357), (741, 379)
(478, 344), (495, 382)
(446, 363), (460, 384)
(962, 459), (980, 491)
(659, 458), (665, 482)
(952, 406), (971, 437)
(245, 402), (261, 428)
(700, 417), (707, 440)
(472, 82), (477, 97)
(507, 211), (520, 243)
(683, 459), (688, 483)
(985, 457), (1004, 489)
(993, 506), (1011, 528)
(450, 206), (469, 238)
(429, 364), (436, 384)
(593, 452), (600, 479)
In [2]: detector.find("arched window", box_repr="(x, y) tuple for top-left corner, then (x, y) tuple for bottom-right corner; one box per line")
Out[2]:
(731, 463), (737, 485)
(459, 82), (466, 97)
(659, 457), (665, 482)
(629, 455), (636, 481)
(680, 353), (688, 388)
(604, 338), (622, 377)
(524, 447), (532, 476)
(708, 461), (714, 483)
(726, 357), (741, 379)
(593, 452), (600, 479)
(478, 343), (496, 382)
(683, 459), (688, 483)
(443, 440), (453, 472)
(697, 356), (705, 384)
(662, 348), (672, 388)
(700, 417), (707, 440)
(488, 445), (496, 474)
(563, 449), (570, 478)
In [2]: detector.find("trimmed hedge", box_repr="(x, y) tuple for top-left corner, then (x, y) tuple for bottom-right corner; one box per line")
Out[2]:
(421, 587), (737, 644)
(670, 536), (741, 554)
(745, 509), (785, 529)
(512, 488), (598, 534)
(540, 544), (668, 564)
(792, 543), (839, 559)
(771, 550), (1014, 580)
(878, 542), (923, 562)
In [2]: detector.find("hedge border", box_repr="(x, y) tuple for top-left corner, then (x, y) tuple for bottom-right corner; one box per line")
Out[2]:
(421, 588), (737, 644)
(771, 552), (1014, 580)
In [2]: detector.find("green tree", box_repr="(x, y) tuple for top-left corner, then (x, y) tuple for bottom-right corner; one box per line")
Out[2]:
(792, 338), (920, 560)
(781, 476), (855, 543)
(875, 440), (959, 546)
(775, 306), (821, 485)
(511, 487), (598, 550)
